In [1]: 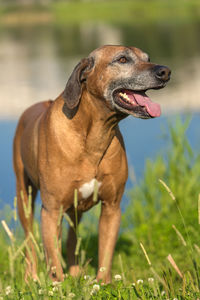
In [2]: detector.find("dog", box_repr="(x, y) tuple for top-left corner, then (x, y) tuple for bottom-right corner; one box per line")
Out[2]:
(13, 45), (171, 283)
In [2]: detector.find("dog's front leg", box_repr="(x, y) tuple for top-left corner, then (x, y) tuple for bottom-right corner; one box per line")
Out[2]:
(96, 202), (121, 283)
(66, 209), (82, 277)
(41, 206), (64, 281)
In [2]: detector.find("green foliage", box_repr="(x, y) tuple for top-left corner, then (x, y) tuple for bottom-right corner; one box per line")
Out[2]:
(122, 117), (200, 251)
(50, 0), (200, 25)
(1, 117), (200, 299)
(0, 0), (200, 25)
(120, 116), (200, 292)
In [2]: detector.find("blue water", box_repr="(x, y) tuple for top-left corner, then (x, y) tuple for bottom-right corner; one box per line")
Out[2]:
(0, 114), (200, 209)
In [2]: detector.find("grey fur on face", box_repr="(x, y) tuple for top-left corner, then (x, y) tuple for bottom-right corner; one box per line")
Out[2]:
(104, 69), (164, 109)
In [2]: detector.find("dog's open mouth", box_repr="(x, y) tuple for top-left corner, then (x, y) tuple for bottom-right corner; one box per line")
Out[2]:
(113, 89), (161, 118)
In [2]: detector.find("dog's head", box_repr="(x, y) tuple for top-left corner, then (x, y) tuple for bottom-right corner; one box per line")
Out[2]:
(63, 45), (171, 119)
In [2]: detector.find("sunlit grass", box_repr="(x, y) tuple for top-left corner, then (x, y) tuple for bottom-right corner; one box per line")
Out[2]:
(0, 118), (200, 298)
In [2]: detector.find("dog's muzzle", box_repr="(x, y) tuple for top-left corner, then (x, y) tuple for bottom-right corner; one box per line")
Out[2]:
(111, 65), (171, 119)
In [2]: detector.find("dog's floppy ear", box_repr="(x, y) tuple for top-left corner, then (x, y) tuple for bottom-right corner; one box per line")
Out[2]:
(63, 57), (94, 109)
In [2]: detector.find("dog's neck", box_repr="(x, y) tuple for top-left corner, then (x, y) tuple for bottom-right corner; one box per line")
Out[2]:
(56, 91), (125, 166)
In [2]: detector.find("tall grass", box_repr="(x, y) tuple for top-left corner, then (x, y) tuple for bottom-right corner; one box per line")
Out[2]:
(0, 117), (200, 299)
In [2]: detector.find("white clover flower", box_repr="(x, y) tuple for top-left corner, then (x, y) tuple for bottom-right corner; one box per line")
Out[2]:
(148, 277), (154, 283)
(53, 286), (58, 292)
(161, 291), (166, 296)
(68, 292), (76, 298)
(90, 290), (95, 296)
(90, 284), (100, 295)
(38, 289), (43, 295)
(92, 284), (100, 291)
(114, 274), (122, 281)
(132, 282), (136, 287)
(0, 297), (4, 300)
(99, 267), (106, 272)
(5, 290), (11, 295)
(52, 281), (60, 286)
(137, 279), (143, 284)
(84, 275), (90, 280)
(6, 290), (13, 295)
(173, 298), (178, 300)
(5, 286), (12, 295)
(48, 290), (54, 296)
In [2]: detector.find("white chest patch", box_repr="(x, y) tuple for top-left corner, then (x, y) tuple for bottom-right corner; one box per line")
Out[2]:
(79, 179), (102, 199)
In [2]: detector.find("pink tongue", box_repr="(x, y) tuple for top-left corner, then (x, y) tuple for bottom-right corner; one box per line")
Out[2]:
(126, 91), (161, 117)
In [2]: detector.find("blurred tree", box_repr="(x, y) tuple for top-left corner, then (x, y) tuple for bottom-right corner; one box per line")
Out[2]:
(1, 0), (52, 4)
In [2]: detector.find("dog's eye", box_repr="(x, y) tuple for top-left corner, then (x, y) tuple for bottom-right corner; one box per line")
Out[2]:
(118, 56), (128, 64)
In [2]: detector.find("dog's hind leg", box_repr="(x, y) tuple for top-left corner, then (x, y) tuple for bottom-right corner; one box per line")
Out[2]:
(13, 125), (38, 280)
(16, 169), (38, 281)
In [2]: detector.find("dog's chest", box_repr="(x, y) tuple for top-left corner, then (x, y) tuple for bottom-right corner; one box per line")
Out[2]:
(79, 178), (102, 199)
(76, 178), (102, 211)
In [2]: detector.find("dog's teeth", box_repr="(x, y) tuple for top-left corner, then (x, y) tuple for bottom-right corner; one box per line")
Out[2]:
(123, 93), (130, 100)
(119, 92), (130, 102)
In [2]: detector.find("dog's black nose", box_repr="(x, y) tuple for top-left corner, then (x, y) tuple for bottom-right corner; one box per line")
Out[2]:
(154, 65), (171, 82)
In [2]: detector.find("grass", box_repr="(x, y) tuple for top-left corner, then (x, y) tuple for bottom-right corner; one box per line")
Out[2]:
(1, 117), (200, 299)
(0, 0), (200, 25)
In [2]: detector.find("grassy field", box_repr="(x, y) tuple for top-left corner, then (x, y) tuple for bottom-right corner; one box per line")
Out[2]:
(0, 0), (200, 25)
(0, 1), (200, 298)
(0, 118), (200, 299)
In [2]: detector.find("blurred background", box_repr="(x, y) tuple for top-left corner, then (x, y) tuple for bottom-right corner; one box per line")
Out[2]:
(0, 0), (200, 208)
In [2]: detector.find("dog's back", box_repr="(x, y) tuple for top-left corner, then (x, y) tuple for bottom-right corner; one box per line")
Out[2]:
(13, 100), (53, 188)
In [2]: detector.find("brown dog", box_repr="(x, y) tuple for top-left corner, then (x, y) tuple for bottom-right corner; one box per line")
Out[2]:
(13, 45), (171, 283)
